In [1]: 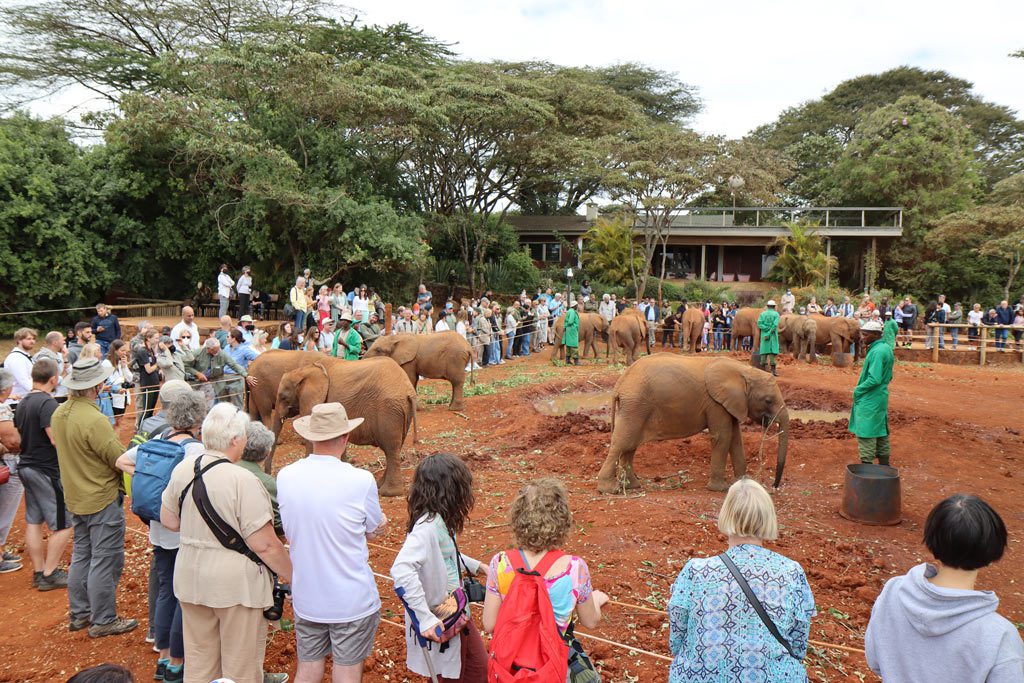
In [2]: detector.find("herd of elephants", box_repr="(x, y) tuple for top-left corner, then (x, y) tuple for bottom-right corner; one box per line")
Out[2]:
(247, 304), (844, 498)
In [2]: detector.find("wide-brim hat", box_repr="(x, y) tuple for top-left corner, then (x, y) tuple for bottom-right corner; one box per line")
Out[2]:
(339, 311), (353, 322)
(292, 402), (364, 441)
(62, 358), (113, 390)
(239, 315), (254, 323)
(862, 320), (883, 332)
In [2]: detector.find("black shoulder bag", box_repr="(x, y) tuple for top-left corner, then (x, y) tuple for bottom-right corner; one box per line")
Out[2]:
(719, 553), (802, 660)
(179, 457), (265, 567)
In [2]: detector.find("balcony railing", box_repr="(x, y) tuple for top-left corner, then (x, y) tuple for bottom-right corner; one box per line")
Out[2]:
(657, 206), (903, 230)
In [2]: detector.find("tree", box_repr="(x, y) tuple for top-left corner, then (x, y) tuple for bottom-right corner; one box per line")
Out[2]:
(768, 223), (837, 287)
(587, 63), (701, 123)
(581, 215), (644, 286)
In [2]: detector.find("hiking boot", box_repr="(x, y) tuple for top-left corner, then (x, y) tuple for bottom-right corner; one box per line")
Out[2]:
(3, 550), (21, 562)
(37, 568), (69, 591)
(263, 674), (289, 683)
(771, 367), (778, 377)
(32, 571), (42, 588)
(0, 559), (22, 573)
(162, 664), (183, 683)
(88, 617), (139, 638)
(154, 659), (168, 681)
(69, 616), (90, 632)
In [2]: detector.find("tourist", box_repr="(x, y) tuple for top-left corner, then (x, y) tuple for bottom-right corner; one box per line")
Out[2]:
(193, 282), (212, 310)
(415, 311), (434, 335)
(171, 307), (202, 352)
(839, 296), (854, 318)
(67, 322), (92, 366)
(967, 303), (984, 343)
(90, 304), (121, 357)
(533, 300), (548, 352)
(490, 304), (506, 362)
(823, 297), (837, 318)
(668, 478), (814, 682)
(302, 325), (323, 352)
(806, 296), (822, 315)
(235, 315), (255, 343)
(212, 315), (233, 348)
(504, 302), (519, 360)
(328, 283), (347, 325)
(856, 294), (876, 321)
(482, 478), (607, 678)
(434, 311), (450, 333)
(116, 389), (206, 682)
(357, 312), (382, 350)
(34, 331), (70, 403)
(272, 321), (298, 350)
(289, 276), (309, 333)
(598, 293), (616, 334)
(278, 403), (386, 683)
(0, 369), (24, 573)
(994, 300), (1013, 350)
(900, 297), (918, 348)
(395, 307), (415, 334)
(948, 302), (963, 349)
(866, 494), (1023, 682)
(238, 422), (283, 536)
(186, 338), (254, 408)
(580, 279), (593, 302)
(226, 329), (259, 401)
(157, 335), (189, 383)
(780, 288), (796, 314)
(713, 306), (729, 351)
(14, 359), (71, 590)
(352, 285), (370, 323)
(251, 329), (269, 354)
(315, 285), (331, 330)
(1013, 304), (1024, 351)
(67, 663), (135, 683)
(417, 283), (433, 313)
(390, 454), (487, 682)
(923, 301), (944, 350)
(4, 327), (37, 405)
(53, 359), (138, 636)
(757, 300), (780, 376)
(643, 297), (659, 347)
(235, 265), (253, 318)
(217, 264), (235, 318)
(160, 404), (292, 683)
(134, 329), (162, 426)
(662, 306), (677, 348)
(104, 340), (133, 425)
(849, 320), (896, 466)
(474, 305), (493, 367)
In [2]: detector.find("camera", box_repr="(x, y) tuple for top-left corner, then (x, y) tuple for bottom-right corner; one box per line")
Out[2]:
(263, 579), (291, 621)
(120, 381), (136, 389)
(462, 576), (486, 604)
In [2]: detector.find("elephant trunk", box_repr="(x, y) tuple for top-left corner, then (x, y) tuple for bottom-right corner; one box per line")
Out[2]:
(772, 408), (790, 488)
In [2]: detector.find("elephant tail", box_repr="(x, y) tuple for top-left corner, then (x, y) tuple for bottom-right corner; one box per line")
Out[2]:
(610, 393), (619, 432)
(407, 392), (418, 445)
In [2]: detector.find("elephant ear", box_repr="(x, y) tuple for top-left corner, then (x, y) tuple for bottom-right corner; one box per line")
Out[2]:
(390, 337), (419, 366)
(705, 360), (749, 421)
(277, 364), (329, 419)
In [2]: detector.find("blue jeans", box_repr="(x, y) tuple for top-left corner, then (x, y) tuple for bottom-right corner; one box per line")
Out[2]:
(520, 333), (531, 356)
(218, 296), (230, 318)
(491, 340), (501, 363)
(0, 455), (23, 546)
(97, 340), (111, 356)
(950, 326), (959, 348)
(505, 333), (515, 359)
(153, 546), (184, 659)
(294, 309), (306, 333)
(713, 330), (724, 350)
(995, 328), (1008, 349)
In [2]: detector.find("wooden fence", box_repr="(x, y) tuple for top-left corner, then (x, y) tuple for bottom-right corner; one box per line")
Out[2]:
(925, 323), (1023, 365)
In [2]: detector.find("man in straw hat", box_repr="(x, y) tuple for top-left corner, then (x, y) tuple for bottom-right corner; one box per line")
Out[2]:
(51, 358), (139, 637)
(277, 403), (387, 683)
(757, 299), (781, 376)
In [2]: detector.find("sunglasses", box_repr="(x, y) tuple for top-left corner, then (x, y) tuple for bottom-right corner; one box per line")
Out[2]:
(180, 335), (192, 339)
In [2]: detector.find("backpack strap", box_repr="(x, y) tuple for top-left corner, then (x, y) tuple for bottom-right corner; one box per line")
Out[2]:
(509, 549), (564, 577)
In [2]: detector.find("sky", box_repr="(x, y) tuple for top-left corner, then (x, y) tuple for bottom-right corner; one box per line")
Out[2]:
(11, 0), (1024, 138)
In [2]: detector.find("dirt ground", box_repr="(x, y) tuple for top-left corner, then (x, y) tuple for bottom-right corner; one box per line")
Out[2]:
(0, 346), (1021, 683)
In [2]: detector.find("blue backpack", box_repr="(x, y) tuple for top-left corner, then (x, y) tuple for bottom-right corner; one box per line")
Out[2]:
(131, 431), (200, 523)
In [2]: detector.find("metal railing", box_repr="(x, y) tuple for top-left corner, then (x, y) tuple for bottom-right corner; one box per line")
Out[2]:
(657, 206), (903, 230)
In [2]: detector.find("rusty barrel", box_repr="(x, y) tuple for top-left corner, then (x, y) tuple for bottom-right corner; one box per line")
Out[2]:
(839, 463), (902, 525)
(832, 352), (853, 367)
(750, 351), (762, 369)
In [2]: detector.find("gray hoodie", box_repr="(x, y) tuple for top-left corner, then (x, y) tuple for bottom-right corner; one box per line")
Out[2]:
(866, 563), (1023, 682)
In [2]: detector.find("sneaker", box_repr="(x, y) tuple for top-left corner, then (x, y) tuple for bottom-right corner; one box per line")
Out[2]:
(0, 560), (23, 573)
(162, 664), (183, 683)
(155, 659), (168, 681)
(88, 617), (139, 638)
(263, 674), (289, 683)
(2, 550), (21, 563)
(146, 628), (156, 644)
(37, 568), (69, 591)
(69, 616), (90, 632)
(32, 571), (42, 588)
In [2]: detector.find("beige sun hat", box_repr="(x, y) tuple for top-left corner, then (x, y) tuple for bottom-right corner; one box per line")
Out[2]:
(339, 311), (353, 322)
(292, 402), (364, 441)
(62, 358), (113, 391)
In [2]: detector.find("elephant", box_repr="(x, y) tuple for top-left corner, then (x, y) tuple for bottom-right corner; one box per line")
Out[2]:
(596, 355), (790, 493)
(729, 307), (765, 350)
(551, 312), (608, 361)
(247, 349), (328, 434)
(606, 310), (648, 365)
(363, 330), (472, 410)
(779, 314), (818, 362)
(272, 357), (417, 496)
(680, 307), (705, 352)
(809, 314), (861, 356)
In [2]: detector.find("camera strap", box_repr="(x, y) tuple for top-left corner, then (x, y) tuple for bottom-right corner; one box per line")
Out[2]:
(719, 552), (800, 660)
(179, 455), (266, 569)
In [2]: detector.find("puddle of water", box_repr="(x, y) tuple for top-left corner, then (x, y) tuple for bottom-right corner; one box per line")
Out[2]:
(534, 391), (613, 420)
(790, 409), (846, 423)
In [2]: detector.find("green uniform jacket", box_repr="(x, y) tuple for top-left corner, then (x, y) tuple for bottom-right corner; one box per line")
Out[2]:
(848, 321), (897, 438)
(757, 308), (780, 355)
(562, 309), (580, 348)
(332, 328), (363, 360)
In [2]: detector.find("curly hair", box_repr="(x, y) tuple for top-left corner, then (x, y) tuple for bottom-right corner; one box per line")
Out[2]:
(406, 453), (475, 535)
(510, 478), (573, 552)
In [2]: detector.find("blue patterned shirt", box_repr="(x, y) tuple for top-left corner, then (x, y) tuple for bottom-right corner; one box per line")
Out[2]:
(668, 544), (816, 683)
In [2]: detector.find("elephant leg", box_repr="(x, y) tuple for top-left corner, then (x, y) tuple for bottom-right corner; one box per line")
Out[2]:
(448, 378), (464, 411)
(728, 420), (746, 480)
(377, 443), (405, 497)
(621, 450), (641, 489)
(706, 410), (734, 491)
(597, 442), (639, 494)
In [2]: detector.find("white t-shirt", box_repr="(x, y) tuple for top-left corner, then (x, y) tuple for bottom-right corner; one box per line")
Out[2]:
(277, 456), (384, 623)
(122, 438), (204, 549)
(171, 321), (201, 351)
(434, 319), (450, 333)
(236, 274), (252, 295)
(217, 271), (235, 298)
(3, 349), (33, 404)
(968, 310), (984, 326)
(456, 321), (468, 339)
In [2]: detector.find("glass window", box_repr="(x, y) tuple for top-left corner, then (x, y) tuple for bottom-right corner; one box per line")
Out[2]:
(528, 243), (544, 261)
(546, 243), (561, 262)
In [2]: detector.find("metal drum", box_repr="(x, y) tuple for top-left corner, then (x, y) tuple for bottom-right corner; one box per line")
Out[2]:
(839, 463), (902, 525)
(832, 352), (854, 367)
(751, 352), (762, 369)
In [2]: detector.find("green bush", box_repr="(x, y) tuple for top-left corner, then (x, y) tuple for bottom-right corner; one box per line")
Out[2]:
(499, 250), (542, 293)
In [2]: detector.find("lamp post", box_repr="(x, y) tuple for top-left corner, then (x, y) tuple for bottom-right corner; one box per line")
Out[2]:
(566, 267), (574, 305)
(728, 174), (745, 218)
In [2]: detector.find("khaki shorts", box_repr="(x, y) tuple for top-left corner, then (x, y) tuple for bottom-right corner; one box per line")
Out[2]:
(295, 612), (380, 665)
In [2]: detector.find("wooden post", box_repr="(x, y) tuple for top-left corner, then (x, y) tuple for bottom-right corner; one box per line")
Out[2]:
(931, 325), (940, 363)
(979, 326), (987, 366)
(384, 303), (393, 336)
(825, 238), (832, 288)
(700, 244), (707, 280)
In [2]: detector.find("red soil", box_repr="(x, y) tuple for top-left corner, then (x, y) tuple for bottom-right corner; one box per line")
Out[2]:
(1, 349), (1021, 683)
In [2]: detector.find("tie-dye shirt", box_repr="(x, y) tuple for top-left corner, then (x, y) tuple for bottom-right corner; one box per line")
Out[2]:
(486, 550), (593, 634)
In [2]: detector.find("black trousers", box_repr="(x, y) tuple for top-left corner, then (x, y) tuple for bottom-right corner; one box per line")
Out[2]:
(237, 292), (251, 318)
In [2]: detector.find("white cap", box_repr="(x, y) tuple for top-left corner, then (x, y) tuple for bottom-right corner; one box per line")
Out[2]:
(766, 300), (777, 307)
(862, 320), (883, 332)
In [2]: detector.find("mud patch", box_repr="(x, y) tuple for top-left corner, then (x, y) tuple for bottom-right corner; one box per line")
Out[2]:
(533, 391), (612, 421)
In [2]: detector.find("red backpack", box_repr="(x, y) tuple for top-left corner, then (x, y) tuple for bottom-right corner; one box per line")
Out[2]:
(487, 550), (569, 683)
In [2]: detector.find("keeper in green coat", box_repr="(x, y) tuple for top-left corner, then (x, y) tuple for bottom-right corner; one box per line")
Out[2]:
(562, 299), (581, 365)
(331, 312), (363, 360)
(848, 319), (897, 465)
(757, 300), (781, 376)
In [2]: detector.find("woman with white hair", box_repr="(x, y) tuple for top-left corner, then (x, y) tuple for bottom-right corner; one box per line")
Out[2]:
(667, 478), (815, 682)
(0, 369), (24, 572)
(160, 404), (292, 683)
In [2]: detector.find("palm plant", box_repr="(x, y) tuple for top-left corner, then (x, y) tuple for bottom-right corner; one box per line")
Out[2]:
(581, 215), (644, 287)
(768, 222), (837, 287)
